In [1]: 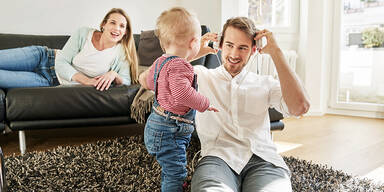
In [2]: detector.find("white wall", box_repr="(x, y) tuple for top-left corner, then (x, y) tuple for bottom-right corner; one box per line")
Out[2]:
(0, 0), (221, 35)
(297, 0), (333, 116)
(178, 0), (221, 33)
(0, 0), (331, 116)
(0, 0), (295, 49)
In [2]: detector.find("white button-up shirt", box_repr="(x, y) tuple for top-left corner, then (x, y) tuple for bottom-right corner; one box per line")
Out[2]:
(194, 65), (290, 174)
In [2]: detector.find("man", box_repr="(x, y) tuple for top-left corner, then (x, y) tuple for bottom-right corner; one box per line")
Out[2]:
(139, 17), (309, 191)
(190, 17), (310, 191)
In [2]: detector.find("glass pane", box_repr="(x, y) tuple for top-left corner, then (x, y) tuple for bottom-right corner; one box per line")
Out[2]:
(248, 0), (290, 27)
(339, 0), (384, 105)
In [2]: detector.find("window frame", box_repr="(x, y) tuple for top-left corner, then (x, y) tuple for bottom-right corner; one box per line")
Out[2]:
(329, 0), (384, 117)
(246, 0), (300, 34)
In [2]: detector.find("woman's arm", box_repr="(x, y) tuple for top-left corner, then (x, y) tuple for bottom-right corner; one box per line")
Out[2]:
(55, 27), (90, 83)
(72, 73), (97, 86)
(109, 50), (132, 86)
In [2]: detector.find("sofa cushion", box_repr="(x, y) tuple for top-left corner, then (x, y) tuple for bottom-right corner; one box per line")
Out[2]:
(137, 30), (164, 67)
(6, 85), (140, 121)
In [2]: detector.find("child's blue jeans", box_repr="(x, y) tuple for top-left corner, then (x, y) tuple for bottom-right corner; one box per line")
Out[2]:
(144, 110), (194, 192)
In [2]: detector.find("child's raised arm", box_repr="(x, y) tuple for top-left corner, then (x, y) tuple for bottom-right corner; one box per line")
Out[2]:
(139, 68), (150, 89)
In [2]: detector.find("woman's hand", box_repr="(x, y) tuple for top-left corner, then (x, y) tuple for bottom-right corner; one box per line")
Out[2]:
(254, 29), (280, 55)
(190, 32), (218, 62)
(94, 71), (118, 91)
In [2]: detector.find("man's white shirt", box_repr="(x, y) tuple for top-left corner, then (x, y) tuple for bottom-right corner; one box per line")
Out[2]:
(194, 65), (290, 174)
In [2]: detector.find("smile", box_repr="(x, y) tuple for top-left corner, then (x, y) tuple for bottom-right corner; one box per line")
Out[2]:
(227, 57), (241, 64)
(110, 31), (120, 38)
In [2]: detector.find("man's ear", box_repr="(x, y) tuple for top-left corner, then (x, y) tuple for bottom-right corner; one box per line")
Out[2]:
(251, 45), (257, 55)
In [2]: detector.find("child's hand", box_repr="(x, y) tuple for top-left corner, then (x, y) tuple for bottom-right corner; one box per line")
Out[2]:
(190, 32), (217, 62)
(207, 105), (219, 112)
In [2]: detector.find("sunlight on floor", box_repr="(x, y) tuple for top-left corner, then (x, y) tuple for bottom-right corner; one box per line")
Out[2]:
(362, 165), (384, 185)
(274, 141), (302, 154)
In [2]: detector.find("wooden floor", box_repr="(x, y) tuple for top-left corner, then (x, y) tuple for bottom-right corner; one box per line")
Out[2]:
(274, 114), (384, 177)
(1, 114), (384, 178)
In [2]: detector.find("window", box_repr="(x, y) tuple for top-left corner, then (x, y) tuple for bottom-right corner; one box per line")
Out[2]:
(247, 0), (298, 33)
(330, 0), (384, 115)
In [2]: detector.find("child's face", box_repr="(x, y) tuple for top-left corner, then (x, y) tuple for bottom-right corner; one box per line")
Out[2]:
(187, 23), (201, 61)
(190, 34), (201, 59)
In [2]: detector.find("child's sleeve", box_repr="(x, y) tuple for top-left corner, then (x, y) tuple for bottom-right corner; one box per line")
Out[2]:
(168, 60), (210, 112)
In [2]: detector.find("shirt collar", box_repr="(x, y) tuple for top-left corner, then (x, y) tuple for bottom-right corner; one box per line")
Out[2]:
(218, 65), (249, 82)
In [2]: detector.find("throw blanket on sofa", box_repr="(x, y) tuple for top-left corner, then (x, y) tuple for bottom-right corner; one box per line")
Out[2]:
(130, 86), (154, 124)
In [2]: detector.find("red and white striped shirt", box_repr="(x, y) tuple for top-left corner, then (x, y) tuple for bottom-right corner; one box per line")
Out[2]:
(146, 55), (210, 115)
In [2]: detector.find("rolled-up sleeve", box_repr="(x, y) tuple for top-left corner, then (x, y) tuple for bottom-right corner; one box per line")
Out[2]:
(268, 76), (291, 117)
(111, 50), (132, 85)
(55, 27), (88, 82)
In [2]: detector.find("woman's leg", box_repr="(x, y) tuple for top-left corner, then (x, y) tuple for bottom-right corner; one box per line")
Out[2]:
(0, 46), (46, 71)
(0, 69), (50, 88)
(0, 46), (51, 88)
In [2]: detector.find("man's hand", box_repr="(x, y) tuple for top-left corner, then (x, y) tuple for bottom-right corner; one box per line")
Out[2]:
(190, 32), (218, 62)
(94, 71), (118, 91)
(254, 29), (280, 55)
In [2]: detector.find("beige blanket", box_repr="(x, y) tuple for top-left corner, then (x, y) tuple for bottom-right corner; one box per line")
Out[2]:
(130, 86), (154, 124)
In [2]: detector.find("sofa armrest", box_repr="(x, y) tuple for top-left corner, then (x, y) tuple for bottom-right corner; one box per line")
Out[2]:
(0, 89), (5, 133)
(268, 108), (284, 122)
(0, 89), (5, 123)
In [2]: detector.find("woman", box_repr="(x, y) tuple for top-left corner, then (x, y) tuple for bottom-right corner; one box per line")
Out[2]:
(0, 8), (138, 91)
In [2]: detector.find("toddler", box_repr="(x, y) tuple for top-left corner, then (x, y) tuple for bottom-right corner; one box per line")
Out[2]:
(141, 7), (218, 192)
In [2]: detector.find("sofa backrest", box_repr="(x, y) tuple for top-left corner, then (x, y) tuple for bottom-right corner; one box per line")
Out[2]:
(0, 25), (220, 70)
(0, 34), (70, 50)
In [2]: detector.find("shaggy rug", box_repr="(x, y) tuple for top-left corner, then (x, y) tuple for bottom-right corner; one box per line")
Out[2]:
(4, 135), (384, 192)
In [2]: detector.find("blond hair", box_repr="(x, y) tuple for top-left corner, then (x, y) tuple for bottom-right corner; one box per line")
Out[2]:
(100, 8), (139, 84)
(155, 7), (200, 49)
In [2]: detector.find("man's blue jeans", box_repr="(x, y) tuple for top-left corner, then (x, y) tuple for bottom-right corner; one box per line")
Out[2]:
(0, 46), (58, 88)
(191, 155), (292, 192)
(144, 111), (194, 192)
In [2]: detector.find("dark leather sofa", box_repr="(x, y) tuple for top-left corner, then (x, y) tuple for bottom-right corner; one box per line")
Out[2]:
(0, 26), (284, 155)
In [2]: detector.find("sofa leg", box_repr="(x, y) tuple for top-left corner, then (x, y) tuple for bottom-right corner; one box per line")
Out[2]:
(19, 131), (26, 155)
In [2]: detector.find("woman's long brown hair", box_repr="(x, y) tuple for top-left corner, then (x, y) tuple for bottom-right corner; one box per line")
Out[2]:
(100, 8), (139, 84)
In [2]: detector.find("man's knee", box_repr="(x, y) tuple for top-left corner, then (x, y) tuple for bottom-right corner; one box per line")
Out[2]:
(191, 156), (239, 192)
(191, 176), (237, 192)
(242, 167), (292, 192)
